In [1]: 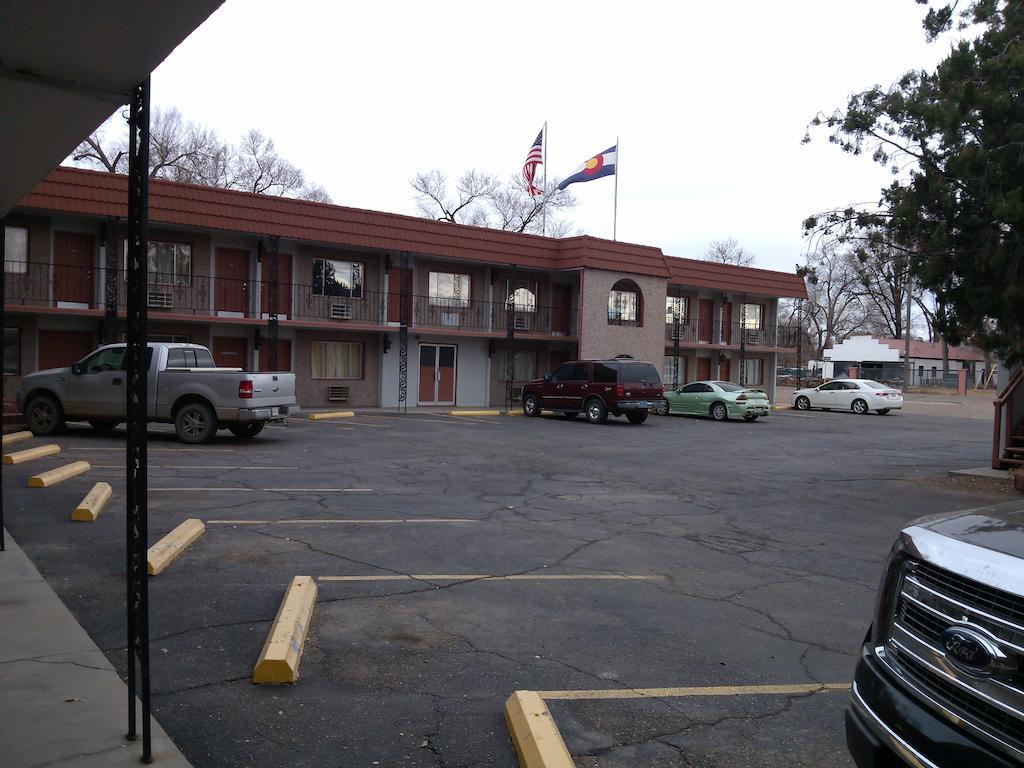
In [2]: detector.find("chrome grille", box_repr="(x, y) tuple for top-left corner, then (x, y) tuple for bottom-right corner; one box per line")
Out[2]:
(883, 559), (1024, 761)
(898, 650), (1024, 751)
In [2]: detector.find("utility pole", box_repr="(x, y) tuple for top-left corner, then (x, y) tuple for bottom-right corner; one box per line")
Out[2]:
(904, 256), (912, 390)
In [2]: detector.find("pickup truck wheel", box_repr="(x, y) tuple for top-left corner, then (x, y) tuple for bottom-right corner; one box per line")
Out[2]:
(522, 394), (541, 417)
(26, 394), (65, 436)
(88, 420), (117, 432)
(175, 402), (217, 444)
(228, 423), (265, 439)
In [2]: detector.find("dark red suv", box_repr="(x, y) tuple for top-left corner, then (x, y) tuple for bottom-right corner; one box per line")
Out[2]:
(521, 358), (665, 424)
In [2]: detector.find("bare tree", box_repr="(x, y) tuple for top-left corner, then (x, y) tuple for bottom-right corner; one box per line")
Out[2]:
(704, 238), (755, 267)
(410, 169), (577, 236)
(799, 242), (868, 358)
(67, 109), (331, 202)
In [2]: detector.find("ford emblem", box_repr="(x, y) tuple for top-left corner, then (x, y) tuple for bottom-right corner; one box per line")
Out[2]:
(939, 626), (996, 674)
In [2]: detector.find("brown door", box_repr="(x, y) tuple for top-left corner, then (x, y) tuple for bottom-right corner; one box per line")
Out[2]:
(216, 248), (250, 314)
(719, 357), (731, 382)
(720, 302), (732, 344)
(260, 253), (292, 317)
(54, 232), (95, 305)
(38, 330), (93, 370)
(258, 339), (292, 372)
(696, 357), (712, 381)
(387, 267), (412, 323)
(698, 299), (714, 343)
(418, 343), (457, 404)
(551, 284), (572, 334)
(212, 336), (248, 369)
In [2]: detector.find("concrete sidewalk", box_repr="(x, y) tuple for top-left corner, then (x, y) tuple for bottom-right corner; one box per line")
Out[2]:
(0, 529), (190, 768)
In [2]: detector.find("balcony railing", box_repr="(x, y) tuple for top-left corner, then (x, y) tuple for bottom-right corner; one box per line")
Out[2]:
(4, 261), (577, 336)
(665, 320), (801, 348)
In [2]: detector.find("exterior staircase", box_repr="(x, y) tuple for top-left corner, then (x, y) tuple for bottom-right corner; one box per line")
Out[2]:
(993, 367), (1024, 469)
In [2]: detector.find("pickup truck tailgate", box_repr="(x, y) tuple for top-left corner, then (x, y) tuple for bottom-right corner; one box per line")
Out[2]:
(243, 373), (295, 409)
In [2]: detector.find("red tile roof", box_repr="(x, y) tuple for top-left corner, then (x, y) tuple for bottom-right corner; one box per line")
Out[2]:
(18, 166), (806, 297)
(879, 337), (984, 362)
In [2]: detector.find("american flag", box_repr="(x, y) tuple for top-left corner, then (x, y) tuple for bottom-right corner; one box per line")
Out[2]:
(522, 127), (544, 197)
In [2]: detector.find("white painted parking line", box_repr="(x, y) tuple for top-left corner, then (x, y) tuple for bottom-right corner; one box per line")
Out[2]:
(207, 518), (478, 525)
(64, 447), (237, 452)
(372, 415), (484, 426)
(319, 574), (661, 582)
(150, 487), (257, 492)
(93, 465), (297, 470)
(442, 415), (500, 425)
(538, 682), (849, 700)
(262, 488), (373, 493)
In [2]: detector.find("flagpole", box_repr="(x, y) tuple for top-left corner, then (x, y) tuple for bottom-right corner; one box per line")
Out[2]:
(613, 135), (619, 241)
(542, 121), (548, 237)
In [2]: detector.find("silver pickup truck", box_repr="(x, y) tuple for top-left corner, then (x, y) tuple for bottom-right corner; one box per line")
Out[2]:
(16, 342), (298, 443)
(847, 500), (1024, 767)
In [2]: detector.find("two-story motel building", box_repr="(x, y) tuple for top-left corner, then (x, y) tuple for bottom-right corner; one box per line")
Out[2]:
(2, 167), (807, 409)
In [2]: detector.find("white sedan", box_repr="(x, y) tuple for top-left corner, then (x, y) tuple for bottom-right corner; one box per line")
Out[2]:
(792, 379), (904, 415)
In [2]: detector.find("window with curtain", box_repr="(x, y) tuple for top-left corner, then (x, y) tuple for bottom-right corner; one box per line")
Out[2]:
(504, 349), (536, 381)
(665, 296), (687, 324)
(742, 358), (763, 384)
(741, 303), (763, 329)
(122, 240), (192, 285)
(311, 341), (363, 379)
(608, 279), (642, 325)
(507, 279), (537, 312)
(4, 226), (28, 274)
(429, 272), (471, 307)
(313, 259), (363, 298)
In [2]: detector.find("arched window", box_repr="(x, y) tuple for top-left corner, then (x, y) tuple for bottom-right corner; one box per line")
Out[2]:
(607, 279), (643, 326)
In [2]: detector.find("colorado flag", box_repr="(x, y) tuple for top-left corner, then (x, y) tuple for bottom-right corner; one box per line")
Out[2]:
(557, 146), (616, 190)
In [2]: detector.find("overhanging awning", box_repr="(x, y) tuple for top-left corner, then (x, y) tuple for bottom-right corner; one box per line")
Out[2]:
(0, 0), (224, 215)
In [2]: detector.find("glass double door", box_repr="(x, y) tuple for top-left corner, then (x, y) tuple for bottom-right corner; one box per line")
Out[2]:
(418, 344), (457, 405)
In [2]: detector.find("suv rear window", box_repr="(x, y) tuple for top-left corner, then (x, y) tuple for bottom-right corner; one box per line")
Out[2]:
(617, 362), (661, 385)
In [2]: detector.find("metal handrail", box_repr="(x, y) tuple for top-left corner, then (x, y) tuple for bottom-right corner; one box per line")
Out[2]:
(992, 367), (1023, 469)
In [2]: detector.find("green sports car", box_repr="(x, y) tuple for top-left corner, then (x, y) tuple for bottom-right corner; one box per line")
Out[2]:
(659, 380), (770, 421)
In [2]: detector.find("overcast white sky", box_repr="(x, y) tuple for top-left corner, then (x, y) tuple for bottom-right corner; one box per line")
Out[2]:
(144, 0), (954, 273)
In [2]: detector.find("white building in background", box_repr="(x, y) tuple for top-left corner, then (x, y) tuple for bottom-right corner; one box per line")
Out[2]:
(822, 335), (988, 384)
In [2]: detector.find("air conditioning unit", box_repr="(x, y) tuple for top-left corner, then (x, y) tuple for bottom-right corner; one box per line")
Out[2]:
(330, 303), (352, 320)
(440, 312), (460, 327)
(328, 385), (350, 402)
(513, 316), (530, 331)
(147, 290), (174, 309)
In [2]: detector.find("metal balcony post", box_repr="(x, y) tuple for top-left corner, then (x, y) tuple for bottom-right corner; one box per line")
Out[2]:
(125, 76), (153, 764)
(672, 303), (681, 387)
(739, 294), (747, 385)
(266, 237), (279, 371)
(398, 252), (409, 413)
(102, 216), (120, 342)
(795, 300), (803, 390)
(1, 214), (5, 552)
(506, 265), (516, 412)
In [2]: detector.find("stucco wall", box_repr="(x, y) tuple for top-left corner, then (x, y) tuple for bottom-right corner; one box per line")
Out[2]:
(579, 269), (666, 367)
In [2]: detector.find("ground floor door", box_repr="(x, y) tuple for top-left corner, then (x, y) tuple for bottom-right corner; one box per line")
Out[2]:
(418, 343), (456, 405)
(719, 357), (731, 382)
(696, 357), (712, 381)
(258, 338), (292, 372)
(38, 329), (94, 370)
(54, 232), (95, 306)
(212, 336), (249, 369)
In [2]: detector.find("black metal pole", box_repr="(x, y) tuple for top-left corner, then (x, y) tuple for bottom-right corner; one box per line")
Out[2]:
(672, 299), (680, 388)
(1, 214), (6, 552)
(266, 238), (279, 371)
(398, 252), (409, 413)
(505, 266), (516, 413)
(796, 300), (803, 390)
(102, 217), (120, 343)
(125, 77), (153, 764)
(739, 293), (747, 386)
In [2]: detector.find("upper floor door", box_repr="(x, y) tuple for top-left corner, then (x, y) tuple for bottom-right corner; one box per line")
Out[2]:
(551, 284), (572, 335)
(387, 267), (412, 323)
(720, 302), (733, 344)
(698, 300), (714, 343)
(260, 253), (292, 317)
(54, 232), (94, 305)
(216, 248), (250, 314)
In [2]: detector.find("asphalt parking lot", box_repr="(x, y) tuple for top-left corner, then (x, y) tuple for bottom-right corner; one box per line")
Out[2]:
(1, 406), (1007, 767)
